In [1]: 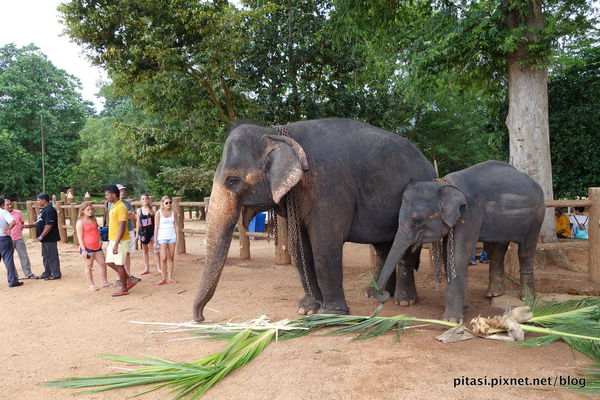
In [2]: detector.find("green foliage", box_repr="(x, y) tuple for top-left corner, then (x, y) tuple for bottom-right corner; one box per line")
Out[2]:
(0, 43), (92, 196)
(0, 130), (36, 198)
(548, 46), (600, 198)
(47, 297), (600, 398)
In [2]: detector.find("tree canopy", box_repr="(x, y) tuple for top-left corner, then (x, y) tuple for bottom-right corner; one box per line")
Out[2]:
(0, 43), (92, 198)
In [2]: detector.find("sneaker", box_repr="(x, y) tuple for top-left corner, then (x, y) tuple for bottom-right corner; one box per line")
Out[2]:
(131, 276), (141, 282)
(9, 281), (24, 287)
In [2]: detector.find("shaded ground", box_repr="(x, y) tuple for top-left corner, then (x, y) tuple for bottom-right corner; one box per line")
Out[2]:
(0, 221), (596, 400)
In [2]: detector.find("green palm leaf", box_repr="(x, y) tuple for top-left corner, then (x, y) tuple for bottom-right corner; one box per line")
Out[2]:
(46, 297), (600, 398)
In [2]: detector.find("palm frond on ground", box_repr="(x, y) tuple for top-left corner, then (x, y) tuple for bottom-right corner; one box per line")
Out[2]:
(46, 297), (600, 398)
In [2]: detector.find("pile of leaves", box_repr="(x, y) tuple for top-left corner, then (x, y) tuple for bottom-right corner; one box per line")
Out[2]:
(46, 297), (600, 398)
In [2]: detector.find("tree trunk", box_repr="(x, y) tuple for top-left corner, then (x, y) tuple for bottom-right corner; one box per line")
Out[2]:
(505, 0), (556, 243)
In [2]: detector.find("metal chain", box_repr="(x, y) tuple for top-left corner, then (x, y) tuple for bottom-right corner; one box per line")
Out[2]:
(270, 125), (323, 309)
(431, 177), (457, 283)
(446, 227), (456, 281)
(431, 241), (443, 285)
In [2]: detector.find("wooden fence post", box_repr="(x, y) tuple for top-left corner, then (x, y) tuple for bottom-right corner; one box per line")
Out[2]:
(26, 201), (36, 239)
(70, 203), (79, 245)
(239, 216), (250, 260)
(275, 215), (291, 265)
(588, 188), (600, 282)
(204, 197), (211, 220)
(173, 197), (186, 254)
(55, 201), (68, 244)
(84, 192), (91, 202)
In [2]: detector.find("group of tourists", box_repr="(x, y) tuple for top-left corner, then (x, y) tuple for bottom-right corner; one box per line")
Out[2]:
(555, 207), (590, 239)
(0, 185), (179, 297)
(0, 194), (62, 288)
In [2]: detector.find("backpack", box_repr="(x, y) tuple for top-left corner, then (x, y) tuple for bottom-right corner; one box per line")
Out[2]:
(572, 215), (589, 239)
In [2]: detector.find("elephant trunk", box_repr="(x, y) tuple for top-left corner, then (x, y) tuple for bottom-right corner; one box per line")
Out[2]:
(372, 230), (414, 302)
(193, 182), (240, 322)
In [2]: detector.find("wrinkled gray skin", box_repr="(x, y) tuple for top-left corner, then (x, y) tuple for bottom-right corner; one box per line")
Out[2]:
(192, 118), (436, 322)
(367, 161), (545, 323)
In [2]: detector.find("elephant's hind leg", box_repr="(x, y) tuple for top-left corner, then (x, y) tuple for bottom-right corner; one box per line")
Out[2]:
(486, 242), (509, 298)
(518, 239), (537, 299)
(368, 242), (396, 298)
(394, 247), (420, 306)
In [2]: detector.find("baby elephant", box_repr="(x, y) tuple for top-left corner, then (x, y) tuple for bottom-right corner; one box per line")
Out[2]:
(368, 160), (545, 323)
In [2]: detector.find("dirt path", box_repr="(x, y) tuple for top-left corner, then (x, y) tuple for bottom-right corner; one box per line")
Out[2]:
(0, 224), (595, 399)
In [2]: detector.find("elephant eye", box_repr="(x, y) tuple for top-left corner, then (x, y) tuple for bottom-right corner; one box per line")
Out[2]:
(225, 176), (242, 190)
(413, 216), (425, 226)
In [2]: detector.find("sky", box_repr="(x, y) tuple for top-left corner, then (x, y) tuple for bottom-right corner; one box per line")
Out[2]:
(0, 0), (107, 112)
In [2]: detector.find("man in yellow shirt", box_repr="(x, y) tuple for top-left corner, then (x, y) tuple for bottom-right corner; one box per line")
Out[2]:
(105, 185), (138, 296)
(555, 208), (571, 238)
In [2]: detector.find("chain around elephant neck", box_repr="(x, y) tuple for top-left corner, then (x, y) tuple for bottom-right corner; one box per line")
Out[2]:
(269, 126), (317, 306)
(268, 125), (348, 313)
(432, 178), (457, 283)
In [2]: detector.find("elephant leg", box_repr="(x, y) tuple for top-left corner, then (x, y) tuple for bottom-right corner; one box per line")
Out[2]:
(486, 242), (509, 297)
(518, 237), (537, 299)
(293, 229), (323, 315)
(306, 227), (348, 315)
(444, 229), (477, 324)
(369, 242), (396, 297)
(394, 246), (420, 306)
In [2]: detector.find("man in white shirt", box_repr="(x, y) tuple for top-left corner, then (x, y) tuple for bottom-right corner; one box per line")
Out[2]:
(0, 198), (22, 287)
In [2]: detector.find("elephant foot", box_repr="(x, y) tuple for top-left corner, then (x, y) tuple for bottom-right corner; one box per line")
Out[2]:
(444, 316), (464, 325)
(365, 287), (391, 303)
(443, 312), (464, 325)
(297, 295), (321, 316)
(519, 273), (535, 300)
(317, 305), (350, 315)
(393, 289), (418, 306)
(487, 278), (505, 298)
(486, 288), (505, 298)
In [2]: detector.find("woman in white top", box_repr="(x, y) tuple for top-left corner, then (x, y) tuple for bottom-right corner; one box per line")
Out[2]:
(154, 195), (178, 285)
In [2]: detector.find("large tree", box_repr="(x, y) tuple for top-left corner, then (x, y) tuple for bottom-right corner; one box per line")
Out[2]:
(333, 0), (599, 242)
(0, 43), (92, 196)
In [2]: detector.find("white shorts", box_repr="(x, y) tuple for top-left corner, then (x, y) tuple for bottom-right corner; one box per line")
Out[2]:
(106, 240), (128, 266)
(128, 231), (136, 253)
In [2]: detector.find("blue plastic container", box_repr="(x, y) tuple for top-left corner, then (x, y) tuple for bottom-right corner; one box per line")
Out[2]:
(248, 212), (266, 233)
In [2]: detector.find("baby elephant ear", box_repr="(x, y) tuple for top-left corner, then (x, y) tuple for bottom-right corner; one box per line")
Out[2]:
(440, 185), (467, 228)
(263, 135), (309, 204)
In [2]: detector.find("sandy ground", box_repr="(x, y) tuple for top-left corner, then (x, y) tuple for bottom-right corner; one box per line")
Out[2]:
(0, 221), (596, 400)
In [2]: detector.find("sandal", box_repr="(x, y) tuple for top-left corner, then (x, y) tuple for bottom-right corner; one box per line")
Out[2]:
(155, 280), (167, 286)
(88, 286), (99, 291)
(167, 279), (179, 284)
(103, 283), (114, 288)
(139, 271), (150, 275)
(111, 290), (129, 297)
(126, 280), (138, 290)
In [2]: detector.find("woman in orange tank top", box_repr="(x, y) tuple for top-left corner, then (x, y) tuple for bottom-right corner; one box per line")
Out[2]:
(75, 202), (112, 291)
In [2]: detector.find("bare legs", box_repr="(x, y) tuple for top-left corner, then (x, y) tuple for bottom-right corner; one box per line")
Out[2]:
(140, 241), (161, 275)
(156, 242), (177, 285)
(84, 251), (110, 289)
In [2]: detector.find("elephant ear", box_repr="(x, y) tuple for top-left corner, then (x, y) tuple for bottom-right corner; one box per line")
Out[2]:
(264, 135), (310, 204)
(440, 185), (467, 228)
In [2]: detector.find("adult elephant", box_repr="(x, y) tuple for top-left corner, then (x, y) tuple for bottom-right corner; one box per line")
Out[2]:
(192, 118), (436, 322)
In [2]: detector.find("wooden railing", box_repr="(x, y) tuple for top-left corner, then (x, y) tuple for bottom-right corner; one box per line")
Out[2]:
(15, 195), (292, 265)
(14, 186), (599, 282)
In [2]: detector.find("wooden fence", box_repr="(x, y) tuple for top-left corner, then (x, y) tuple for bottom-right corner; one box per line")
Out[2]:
(504, 187), (599, 283)
(13, 187), (599, 282)
(14, 193), (292, 265)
